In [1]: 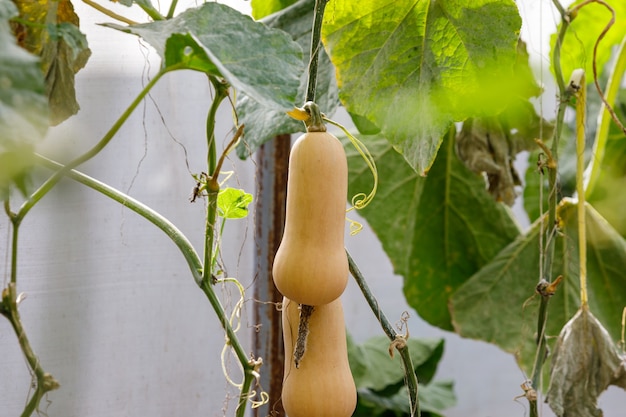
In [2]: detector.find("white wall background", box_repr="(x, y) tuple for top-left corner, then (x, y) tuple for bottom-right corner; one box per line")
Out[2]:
(1, 1), (624, 416)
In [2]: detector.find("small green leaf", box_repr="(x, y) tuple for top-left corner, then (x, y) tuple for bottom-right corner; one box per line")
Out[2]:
(323, 0), (522, 174)
(217, 188), (253, 219)
(0, 0), (48, 199)
(107, 2), (304, 111)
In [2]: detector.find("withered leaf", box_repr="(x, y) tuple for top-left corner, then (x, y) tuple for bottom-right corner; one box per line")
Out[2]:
(546, 306), (626, 417)
(12, 0), (90, 125)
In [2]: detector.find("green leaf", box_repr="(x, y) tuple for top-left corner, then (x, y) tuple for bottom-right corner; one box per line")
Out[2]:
(551, 0), (626, 87)
(348, 334), (455, 417)
(251, 0), (298, 20)
(107, 2), (304, 111)
(323, 0), (522, 174)
(217, 187), (253, 219)
(587, 127), (626, 237)
(236, 0), (340, 158)
(0, 0), (48, 199)
(348, 335), (444, 391)
(345, 131), (520, 330)
(450, 200), (626, 376)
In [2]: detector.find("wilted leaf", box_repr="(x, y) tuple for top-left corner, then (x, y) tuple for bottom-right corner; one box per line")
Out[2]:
(12, 0), (90, 125)
(344, 131), (519, 330)
(217, 187), (253, 219)
(107, 3), (303, 112)
(0, 0), (48, 198)
(323, 0), (522, 174)
(450, 200), (626, 376)
(546, 307), (626, 417)
(236, 0), (340, 158)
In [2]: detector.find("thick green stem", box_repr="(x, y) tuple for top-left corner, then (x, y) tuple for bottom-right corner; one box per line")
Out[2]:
(305, 0), (328, 103)
(347, 251), (420, 417)
(14, 66), (175, 225)
(202, 77), (230, 284)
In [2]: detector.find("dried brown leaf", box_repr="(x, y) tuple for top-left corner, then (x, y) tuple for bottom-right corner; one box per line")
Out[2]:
(547, 306), (626, 417)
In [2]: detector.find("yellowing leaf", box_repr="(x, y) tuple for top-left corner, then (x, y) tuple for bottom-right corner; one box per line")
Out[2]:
(12, 0), (90, 125)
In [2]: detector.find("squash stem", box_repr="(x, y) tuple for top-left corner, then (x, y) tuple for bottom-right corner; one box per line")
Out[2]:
(305, 0), (329, 103)
(347, 250), (420, 417)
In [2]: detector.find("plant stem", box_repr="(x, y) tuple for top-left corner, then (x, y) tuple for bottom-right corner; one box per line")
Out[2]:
(136, 1), (165, 21)
(166, 0), (178, 19)
(202, 77), (230, 284)
(14, 66), (175, 226)
(347, 250), (420, 417)
(530, 0), (575, 397)
(81, 0), (138, 25)
(34, 154), (256, 414)
(305, 0), (328, 103)
(1, 284), (60, 417)
(574, 71), (588, 307)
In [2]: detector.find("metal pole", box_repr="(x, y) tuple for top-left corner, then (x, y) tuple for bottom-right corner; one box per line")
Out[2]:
(253, 134), (291, 417)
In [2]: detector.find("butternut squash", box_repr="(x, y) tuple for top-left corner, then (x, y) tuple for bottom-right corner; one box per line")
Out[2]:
(281, 297), (356, 417)
(272, 105), (349, 306)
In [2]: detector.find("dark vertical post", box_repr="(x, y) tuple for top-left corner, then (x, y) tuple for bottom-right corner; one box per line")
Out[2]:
(253, 134), (291, 417)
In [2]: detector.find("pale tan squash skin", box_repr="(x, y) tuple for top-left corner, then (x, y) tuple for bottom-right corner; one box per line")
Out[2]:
(272, 131), (349, 306)
(281, 297), (357, 417)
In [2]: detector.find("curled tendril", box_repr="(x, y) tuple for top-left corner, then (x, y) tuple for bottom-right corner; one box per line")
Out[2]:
(215, 277), (268, 408)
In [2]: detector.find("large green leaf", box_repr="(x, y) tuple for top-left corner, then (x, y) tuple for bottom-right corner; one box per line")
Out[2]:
(323, 0), (522, 174)
(0, 0), (48, 199)
(450, 200), (626, 376)
(550, 0), (626, 87)
(236, 0), (340, 158)
(345, 131), (520, 330)
(107, 3), (303, 111)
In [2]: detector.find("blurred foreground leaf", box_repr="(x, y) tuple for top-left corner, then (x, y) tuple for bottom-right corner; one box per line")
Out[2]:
(323, 0), (522, 174)
(1, 0), (48, 199)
